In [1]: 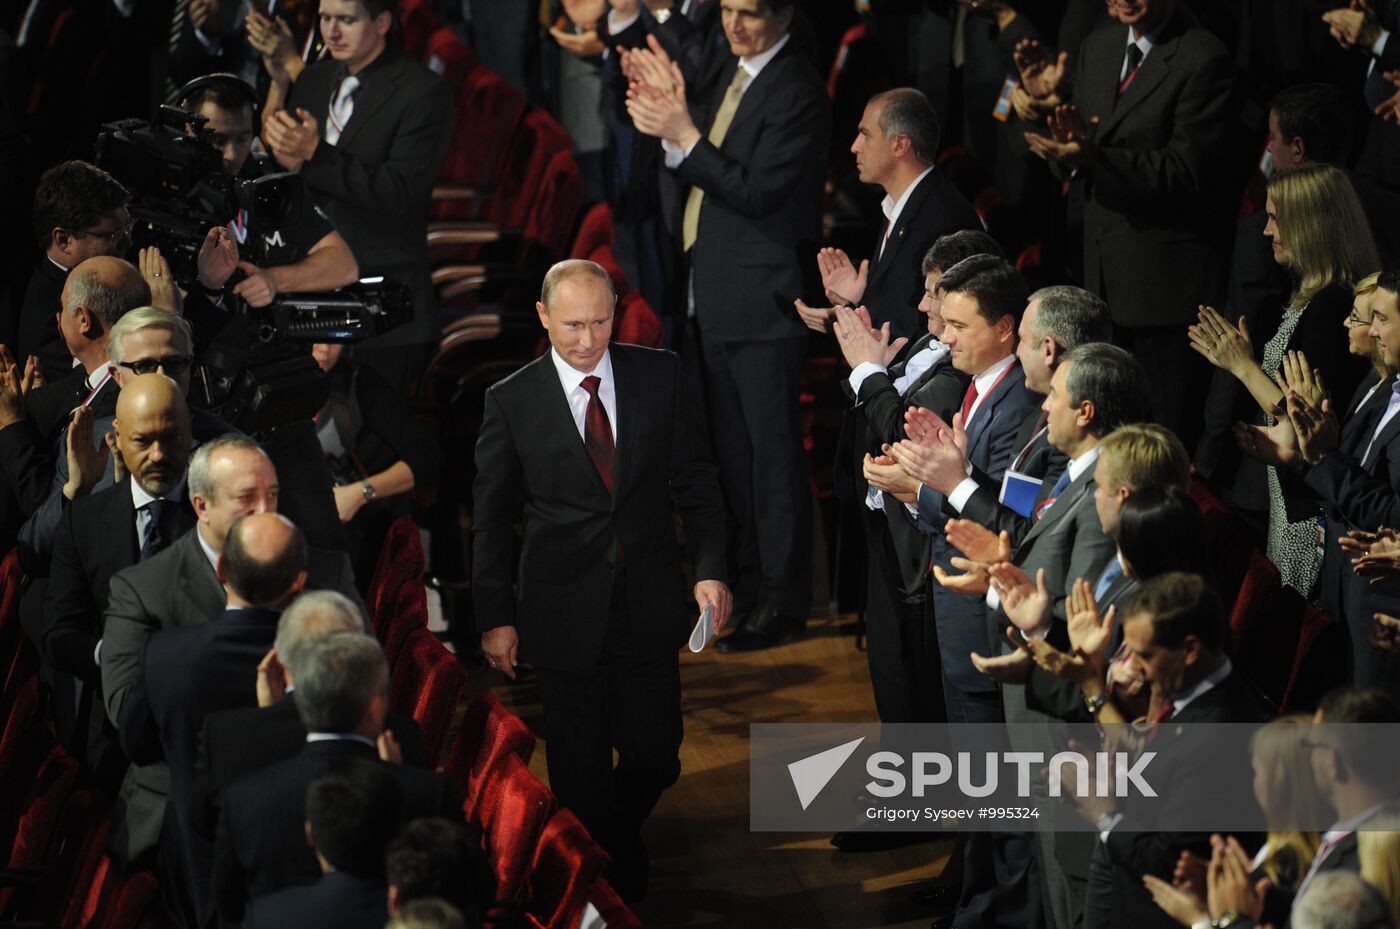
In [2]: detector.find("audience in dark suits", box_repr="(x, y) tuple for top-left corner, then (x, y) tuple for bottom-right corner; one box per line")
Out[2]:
(243, 763), (401, 929)
(212, 631), (455, 927)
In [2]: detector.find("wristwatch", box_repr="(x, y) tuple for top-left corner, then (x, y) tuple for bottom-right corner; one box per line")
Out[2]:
(1083, 690), (1108, 716)
(361, 481), (377, 503)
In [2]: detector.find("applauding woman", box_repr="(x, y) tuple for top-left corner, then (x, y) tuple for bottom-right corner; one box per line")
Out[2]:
(1188, 163), (1377, 594)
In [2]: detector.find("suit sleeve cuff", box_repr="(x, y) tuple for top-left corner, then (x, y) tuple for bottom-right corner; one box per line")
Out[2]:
(848, 362), (887, 397)
(948, 477), (980, 513)
(1375, 29), (1391, 58)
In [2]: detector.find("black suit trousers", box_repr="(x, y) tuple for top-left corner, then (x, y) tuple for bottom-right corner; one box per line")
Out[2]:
(862, 509), (945, 724)
(691, 333), (812, 619)
(533, 572), (683, 869)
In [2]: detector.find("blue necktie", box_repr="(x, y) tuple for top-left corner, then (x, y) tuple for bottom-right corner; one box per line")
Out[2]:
(1095, 558), (1124, 602)
(1034, 469), (1073, 521)
(139, 498), (170, 562)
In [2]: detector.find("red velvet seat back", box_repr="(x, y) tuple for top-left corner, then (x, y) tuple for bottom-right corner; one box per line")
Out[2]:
(525, 809), (610, 929)
(477, 754), (556, 909)
(569, 203), (616, 261)
(31, 788), (110, 927)
(390, 628), (467, 765)
(397, 0), (441, 59)
(445, 693), (536, 815)
(382, 582), (429, 670)
(0, 735), (79, 912)
(615, 291), (663, 349)
(433, 69), (527, 218)
(367, 516), (425, 635)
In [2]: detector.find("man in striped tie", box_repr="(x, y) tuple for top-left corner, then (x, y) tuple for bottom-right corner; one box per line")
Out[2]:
(472, 260), (730, 901)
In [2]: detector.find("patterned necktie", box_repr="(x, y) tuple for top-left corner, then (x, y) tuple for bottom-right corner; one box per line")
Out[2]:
(682, 65), (749, 251)
(163, 0), (191, 103)
(140, 498), (171, 562)
(325, 75), (361, 145)
(580, 376), (615, 494)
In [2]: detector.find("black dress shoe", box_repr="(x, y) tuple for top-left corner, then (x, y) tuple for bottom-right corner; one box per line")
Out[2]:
(830, 829), (934, 853)
(909, 882), (959, 908)
(715, 608), (804, 653)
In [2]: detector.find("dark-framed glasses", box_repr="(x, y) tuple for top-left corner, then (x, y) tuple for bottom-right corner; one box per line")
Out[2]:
(118, 355), (195, 376)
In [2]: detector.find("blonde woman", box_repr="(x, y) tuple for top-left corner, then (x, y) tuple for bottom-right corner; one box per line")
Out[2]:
(1358, 812), (1400, 929)
(1189, 163), (1377, 593)
(1342, 273), (1397, 415)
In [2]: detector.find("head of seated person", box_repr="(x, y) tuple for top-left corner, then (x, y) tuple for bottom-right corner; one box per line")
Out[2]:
(918, 230), (1003, 340)
(217, 512), (308, 610)
(386, 817), (492, 928)
(34, 160), (132, 270)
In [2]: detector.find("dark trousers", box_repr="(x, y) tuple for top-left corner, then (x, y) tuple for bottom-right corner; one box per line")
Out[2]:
(534, 573), (683, 896)
(864, 516), (945, 723)
(691, 334), (812, 620)
(1114, 322), (1210, 452)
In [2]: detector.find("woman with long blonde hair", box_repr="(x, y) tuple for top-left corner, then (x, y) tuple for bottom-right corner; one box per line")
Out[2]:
(1358, 813), (1400, 929)
(1190, 163), (1377, 593)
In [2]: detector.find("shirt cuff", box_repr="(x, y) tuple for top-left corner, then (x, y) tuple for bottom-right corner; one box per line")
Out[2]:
(947, 477), (980, 513)
(607, 9), (640, 34)
(848, 362), (886, 397)
(661, 137), (699, 168)
(1374, 29), (1390, 58)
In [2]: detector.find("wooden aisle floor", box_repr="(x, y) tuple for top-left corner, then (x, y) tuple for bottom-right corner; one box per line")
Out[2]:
(471, 613), (956, 929)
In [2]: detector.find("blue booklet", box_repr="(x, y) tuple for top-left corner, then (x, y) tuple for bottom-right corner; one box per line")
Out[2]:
(1000, 470), (1043, 518)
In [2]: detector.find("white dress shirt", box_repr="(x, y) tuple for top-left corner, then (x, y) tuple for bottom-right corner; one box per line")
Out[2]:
(551, 348), (619, 444)
(944, 355), (1017, 512)
(877, 166), (934, 262)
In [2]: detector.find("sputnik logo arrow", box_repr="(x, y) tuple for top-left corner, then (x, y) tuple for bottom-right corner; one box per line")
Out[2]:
(787, 737), (865, 810)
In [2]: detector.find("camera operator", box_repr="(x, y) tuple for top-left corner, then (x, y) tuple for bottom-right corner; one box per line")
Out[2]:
(176, 75), (359, 317)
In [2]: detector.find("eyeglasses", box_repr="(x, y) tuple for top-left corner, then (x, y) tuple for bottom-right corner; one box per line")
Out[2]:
(1347, 310), (1372, 328)
(73, 220), (134, 242)
(118, 355), (195, 376)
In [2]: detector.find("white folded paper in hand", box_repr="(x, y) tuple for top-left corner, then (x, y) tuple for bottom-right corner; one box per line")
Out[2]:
(689, 604), (715, 653)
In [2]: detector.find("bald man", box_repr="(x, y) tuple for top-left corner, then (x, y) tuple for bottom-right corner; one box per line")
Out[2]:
(138, 512), (310, 923)
(43, 373), (195, 790)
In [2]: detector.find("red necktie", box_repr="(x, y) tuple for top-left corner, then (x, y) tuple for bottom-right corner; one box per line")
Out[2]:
(581, 375), (615, 494)
(1152, 699), (1176, 724)
(960, 380), (980, 425)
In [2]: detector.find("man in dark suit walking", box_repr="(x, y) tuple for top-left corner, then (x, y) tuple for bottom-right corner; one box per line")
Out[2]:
(212, 633), (453, 926)
(1023, 0), (1237, 448)
(44, 373), (195, 789)
(261, 0), (453, 390)
(472, 259), (729, 899)
(626, 0), (828, 652)
(795, 88), (981, 341)
(142, 512), (309, 923)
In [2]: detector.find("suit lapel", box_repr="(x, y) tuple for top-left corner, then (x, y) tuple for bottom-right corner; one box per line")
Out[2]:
(1018, 467), (1094, 553)
(965, 360), (1021, 460)
(1098, 17), (1181, 138)
(178, 530), (226, 624)
(720, 46), (790, 142)
(610, 349), (637, 503)
(1341, 374), (1390, 456)
(1081, 25), (1128, 132)
(333, 56), (401, 151)
(1364, 398), (1400, 474)
(868, 172), (935, 289)
(101, 480), (140, 565)
(533, 354), (611, 498)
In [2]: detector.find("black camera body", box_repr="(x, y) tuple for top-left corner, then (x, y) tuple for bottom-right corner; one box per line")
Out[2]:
(94, 105), (302, 282)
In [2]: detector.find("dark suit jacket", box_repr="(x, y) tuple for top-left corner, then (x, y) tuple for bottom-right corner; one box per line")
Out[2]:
(1024, 571), (1140, 721)
(244, 870), (387, 929)
(284, 49), (453, 346)
(959, 407), (1068, 546)
(1070, 10), (1237, 327)
(471, 345), (727, 673)
(16, 257), (71, 383)
(1101, 670), (1265, 929)
(917, 359), (1039, 694)
(834, 338), (970, 601)
(100, 529), (363, 868)
(141, 607), (283, 919)
(676, 40), (831, 342)
(191, 699), (428, 843)
(212, 739), (455, 927)
(861, 170), (980, 339)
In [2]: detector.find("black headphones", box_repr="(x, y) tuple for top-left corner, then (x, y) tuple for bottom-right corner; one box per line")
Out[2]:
(175, 73), (260, 118)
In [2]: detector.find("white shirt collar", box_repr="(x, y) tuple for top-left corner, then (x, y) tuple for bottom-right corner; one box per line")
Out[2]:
(196, 523), (222, 576)
(305, 732), (377, 749)
(1127, 26), (1159, 54)
(1168, 657), (1233, 715)
(1066, 445), (1102, 484)
(47, 254), (70, 274)
(1324, 803), (1386, 845)
(972, 354), (1016, 395)
(130, 474), (186, 512)
(881, 165), (935, 229)
(739, 32), (790, 81)
(550, 346), (614, 394)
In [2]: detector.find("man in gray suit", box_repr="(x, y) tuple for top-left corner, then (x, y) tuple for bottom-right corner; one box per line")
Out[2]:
(1022, 0), (1237, 448)
(100, 434), (361, 869)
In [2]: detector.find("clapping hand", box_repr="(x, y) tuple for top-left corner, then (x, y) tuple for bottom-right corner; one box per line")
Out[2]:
(246, 9), (301, 84)
(863, 452), (919, 504)
(891, 407), (970, 495)
(1025, 104), (1099, 167)
(833, 305), (907, 370)
(0, 345), (41, 431)
(1377, 70), (1400, 123)
(1143, 874), (1209, 927)
(1323, 0), (1382, 49)
(1284, 386), (1340, 465)
(1370, 613), (1400, 654)
(1234, 415), (1303, 468)
(1187, 306), (1253, 377)
(1207, 835), (1270, 922)
(946, 518), (1010, 564)
(62, 406), (109, 502)
(971, 627), (1035, 684)
(1275, 350), (1327, 410)
(817, 247), (869, 306)
(1066, 577), (1116, 664)
(1012, 39), (1067, 102)
(264, 108), (320, 172)
(988, 563), (1051, 634)
(139, 247), (183, 314)
(256, 645), (287, 707)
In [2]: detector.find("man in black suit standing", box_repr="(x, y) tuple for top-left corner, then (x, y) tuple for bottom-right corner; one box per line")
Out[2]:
(626, 0), (828, 652)
(212, 633), (453, 926)
(142, 512), (309, 924)
(44, 373), (195, 789)
(1023, 0), (1237, 449)
(261, 0), (453, 391)
(472, 259), (729, 899)
(795, 88), (981, 341)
